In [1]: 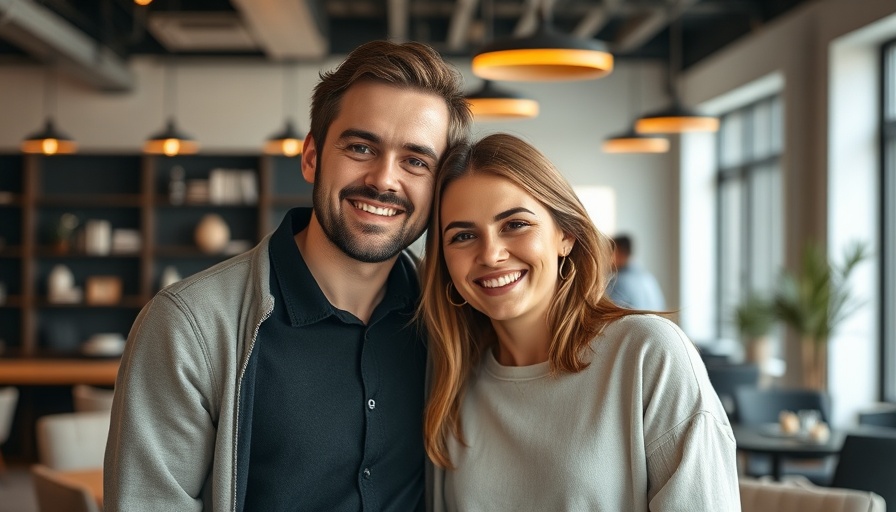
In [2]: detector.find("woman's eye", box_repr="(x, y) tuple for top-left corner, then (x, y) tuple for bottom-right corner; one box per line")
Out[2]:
(448, 232), (475, 244)
(506, 221), (530, 231)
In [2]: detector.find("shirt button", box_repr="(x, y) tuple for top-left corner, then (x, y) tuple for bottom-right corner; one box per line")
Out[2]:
(367, 399), (376, 410)
(362, 468), (371, 479)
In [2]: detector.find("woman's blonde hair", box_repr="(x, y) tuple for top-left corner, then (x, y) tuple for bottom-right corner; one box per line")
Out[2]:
(419, 133), (652, 468)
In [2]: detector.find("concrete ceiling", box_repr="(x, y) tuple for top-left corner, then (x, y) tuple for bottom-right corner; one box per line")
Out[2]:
(0, 0), (813, 91)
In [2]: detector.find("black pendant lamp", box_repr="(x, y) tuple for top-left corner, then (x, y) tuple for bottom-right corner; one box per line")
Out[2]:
(603, 67), (669, 154)
(635, 13), (717, 134)
(472, 2), (613, 82)
(144, 61), (199, 156)
(21, 65), (77, 155)
(264, 63), (306, 157)
(466, 80), (540, 120)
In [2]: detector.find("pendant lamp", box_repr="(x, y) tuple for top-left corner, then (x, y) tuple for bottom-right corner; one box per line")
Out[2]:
(144, 61), (199, 156)
(21, 65), (77, 155)
(635, 13), (717, 134)
(464, 1), (539, 120)
(472, 3), (613, 82)
(264, 63), (306, 156)
(466, 80), (540, 120)
(603, 67), (669, 154)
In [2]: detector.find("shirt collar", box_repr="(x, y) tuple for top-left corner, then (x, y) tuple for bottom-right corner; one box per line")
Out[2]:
(269, 207), (418, 328)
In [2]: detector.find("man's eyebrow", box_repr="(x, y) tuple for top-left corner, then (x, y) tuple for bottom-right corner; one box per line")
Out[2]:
(404, 142), (439, 162)
(339, 129), (380, 144)
(443, 208), (535, 234)
(339, 129), (438, 162)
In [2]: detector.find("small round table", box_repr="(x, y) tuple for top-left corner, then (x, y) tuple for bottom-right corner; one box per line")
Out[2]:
(732, 424), (845, 481)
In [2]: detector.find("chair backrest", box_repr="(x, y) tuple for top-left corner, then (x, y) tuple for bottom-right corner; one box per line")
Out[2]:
(739, 478), (885, 512)
(733, 387), (832, 426)
(705, 363), (760, 420)
(36, 411), (110, 471)
(72, 385), (115, 413)
(31, 464), (100, 512)
(0, 386), (19, 443)
(858, 409), (896, 428)
(831, 432), (896, 507)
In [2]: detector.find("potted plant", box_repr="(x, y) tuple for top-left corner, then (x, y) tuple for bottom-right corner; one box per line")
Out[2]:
(773, 241), (868, 390)
(733, 293), (776, 366)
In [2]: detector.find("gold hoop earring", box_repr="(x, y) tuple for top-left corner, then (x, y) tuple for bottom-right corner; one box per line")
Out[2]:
(446, 282), (467, 307)
(559, 255), (572, 280)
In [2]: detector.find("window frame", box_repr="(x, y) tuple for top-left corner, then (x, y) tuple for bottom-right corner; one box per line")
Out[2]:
(880, 38), (896, 402)
(715, 95), (784, 341)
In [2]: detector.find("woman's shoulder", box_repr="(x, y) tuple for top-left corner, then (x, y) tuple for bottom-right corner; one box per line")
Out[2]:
(596, 314), (701, 370)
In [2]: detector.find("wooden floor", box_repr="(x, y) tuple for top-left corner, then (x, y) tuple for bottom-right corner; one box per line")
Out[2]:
(0, 464), (38, 512)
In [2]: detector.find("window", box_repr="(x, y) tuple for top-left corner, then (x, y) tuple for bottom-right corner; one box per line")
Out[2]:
(716, 96), (784, 341)
(882, 39), (896, 401)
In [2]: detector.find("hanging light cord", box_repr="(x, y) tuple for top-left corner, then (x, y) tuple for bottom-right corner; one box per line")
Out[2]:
(283, 62), (298, 126)
(668, 3), (682, 99)
(164, 61), (177, 121)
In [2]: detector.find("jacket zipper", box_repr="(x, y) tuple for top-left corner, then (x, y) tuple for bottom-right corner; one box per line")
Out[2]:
(231, 300), (274, 512)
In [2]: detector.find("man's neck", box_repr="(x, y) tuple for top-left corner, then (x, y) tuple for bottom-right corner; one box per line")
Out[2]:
(294, 214), (397, 324)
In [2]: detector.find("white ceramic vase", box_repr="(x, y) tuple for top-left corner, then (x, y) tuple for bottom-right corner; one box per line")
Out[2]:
(194, 214), (230, 254)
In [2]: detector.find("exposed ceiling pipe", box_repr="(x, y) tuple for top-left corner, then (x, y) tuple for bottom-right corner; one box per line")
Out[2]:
(0, 0), (134, 92)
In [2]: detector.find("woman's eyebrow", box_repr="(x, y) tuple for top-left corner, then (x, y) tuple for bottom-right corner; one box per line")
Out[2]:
(442, 207), (534, 234)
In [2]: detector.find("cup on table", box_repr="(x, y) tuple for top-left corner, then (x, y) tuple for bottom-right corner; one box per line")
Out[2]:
(798, 409), (821, 436)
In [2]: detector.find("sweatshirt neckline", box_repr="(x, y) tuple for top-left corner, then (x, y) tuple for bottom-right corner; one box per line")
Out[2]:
(483, 349), (551, 381)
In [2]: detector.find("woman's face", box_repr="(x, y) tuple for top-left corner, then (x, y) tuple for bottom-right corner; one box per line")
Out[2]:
(440, 173), (573, 323)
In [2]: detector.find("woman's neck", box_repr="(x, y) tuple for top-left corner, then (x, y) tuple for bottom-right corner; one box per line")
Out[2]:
(491, 315), (552, 367)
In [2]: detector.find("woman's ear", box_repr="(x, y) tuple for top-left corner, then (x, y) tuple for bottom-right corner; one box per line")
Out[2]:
(561, 232), (576, 256)
(301, 135), (317, 184)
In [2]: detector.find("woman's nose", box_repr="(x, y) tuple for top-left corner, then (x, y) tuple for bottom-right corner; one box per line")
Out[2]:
(477, 234), (508, 266)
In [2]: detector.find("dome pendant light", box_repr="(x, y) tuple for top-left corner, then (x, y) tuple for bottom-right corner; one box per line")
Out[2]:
(472, 3), (613, 82)
(602, 128), (670, 153)
(144, 61), (199, 156)
(635, 13), (717, 133)
(21, 64), (77, 155)
(603, 66), (669, 154)
(264, 63), (306, 156)
(466, 80), (540, 120)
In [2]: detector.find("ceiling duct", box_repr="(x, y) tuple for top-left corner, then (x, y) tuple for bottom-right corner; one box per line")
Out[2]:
(148, 12), (261, 52)
(231, 0), (329, 60)
(0, 0), (134, 92)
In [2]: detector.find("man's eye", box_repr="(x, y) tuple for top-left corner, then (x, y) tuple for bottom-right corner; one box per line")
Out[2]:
(349, 144), (373, 155)
(408, 157), (429, 169)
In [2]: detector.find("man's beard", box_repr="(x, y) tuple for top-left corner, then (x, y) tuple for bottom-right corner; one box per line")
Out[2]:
(313, 168), (425, 263)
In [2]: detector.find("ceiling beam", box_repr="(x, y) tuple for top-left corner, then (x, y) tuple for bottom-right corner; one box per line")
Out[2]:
(0, 0), (134, 91)
(388, 0), (410, 42)
(572, 0), (623, 39)
(446, 0), (479, 51)
(611, 0), (699, 54)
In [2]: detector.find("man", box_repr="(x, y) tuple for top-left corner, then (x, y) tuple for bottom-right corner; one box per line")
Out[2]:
(104, 41), (472, 512)
(607, 234), (666, 310)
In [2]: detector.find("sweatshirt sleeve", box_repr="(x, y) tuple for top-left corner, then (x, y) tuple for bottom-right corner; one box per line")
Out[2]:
(635, 317), (741, 511)
(104, 291), (219, 512)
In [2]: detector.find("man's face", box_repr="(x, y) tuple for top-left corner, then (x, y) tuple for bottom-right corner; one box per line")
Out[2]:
(302, 80), (450, 263)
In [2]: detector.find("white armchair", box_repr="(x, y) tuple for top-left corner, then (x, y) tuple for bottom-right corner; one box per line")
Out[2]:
(36, 411), (110, 471)
(739, 478), (886, 512)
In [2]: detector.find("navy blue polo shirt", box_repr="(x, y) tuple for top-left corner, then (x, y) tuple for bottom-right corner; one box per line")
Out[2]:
(243, 208), (427, 511)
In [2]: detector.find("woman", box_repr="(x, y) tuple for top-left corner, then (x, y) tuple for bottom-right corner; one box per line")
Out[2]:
(420, 133), (739, 511)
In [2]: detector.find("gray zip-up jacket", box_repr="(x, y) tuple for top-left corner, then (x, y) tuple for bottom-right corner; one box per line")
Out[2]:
(104, 233), (275, 512)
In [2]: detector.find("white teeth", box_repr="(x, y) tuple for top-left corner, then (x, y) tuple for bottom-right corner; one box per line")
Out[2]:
(353, 201), (398, 217)
(480, 271), (522, 289)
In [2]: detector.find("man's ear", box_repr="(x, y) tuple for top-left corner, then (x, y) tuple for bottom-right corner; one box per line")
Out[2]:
(301, 135), (317, 184)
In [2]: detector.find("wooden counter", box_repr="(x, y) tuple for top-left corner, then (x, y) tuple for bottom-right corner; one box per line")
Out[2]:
(0, 359), (119, 385)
